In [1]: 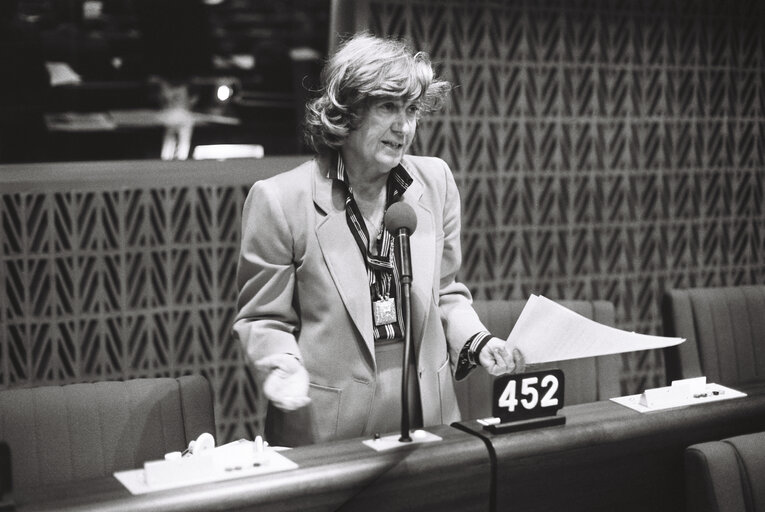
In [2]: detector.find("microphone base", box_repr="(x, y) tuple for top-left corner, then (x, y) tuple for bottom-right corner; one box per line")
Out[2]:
(361, 430), (442, 452)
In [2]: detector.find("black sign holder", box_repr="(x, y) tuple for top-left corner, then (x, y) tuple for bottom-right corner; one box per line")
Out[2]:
(484, 414), (566, 434)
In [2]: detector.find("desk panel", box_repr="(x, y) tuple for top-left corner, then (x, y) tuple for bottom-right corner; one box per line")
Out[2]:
(15, 385), (765, 511)
(455, 382), (765, 512)
(16, 424), (491, 512)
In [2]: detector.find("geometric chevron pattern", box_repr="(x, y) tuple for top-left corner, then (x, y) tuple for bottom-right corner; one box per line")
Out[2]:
(368, 0), (765, 394)
(0, 181), (261, 443)
(2, 0), (765, 443)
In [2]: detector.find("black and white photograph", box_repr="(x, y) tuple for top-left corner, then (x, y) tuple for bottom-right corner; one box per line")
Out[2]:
(1, 0), (764, 510)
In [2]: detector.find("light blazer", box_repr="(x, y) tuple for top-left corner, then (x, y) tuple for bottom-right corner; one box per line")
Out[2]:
(234, 153), (487, 446)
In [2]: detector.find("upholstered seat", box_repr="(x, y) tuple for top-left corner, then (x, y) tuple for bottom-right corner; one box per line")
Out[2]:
(685, 431), (765, 512)
(663, 285), (765, 386)
(454, 299), (621, 420)
(0, 375), (215, 490)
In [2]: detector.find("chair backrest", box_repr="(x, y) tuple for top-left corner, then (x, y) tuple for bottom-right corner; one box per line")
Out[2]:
(0, 375), (215, 490)
(685, 430), (765, 512)
(662, 285), (765, 386)
(454, 299), (621, 420)
(0, 442), (10, 506)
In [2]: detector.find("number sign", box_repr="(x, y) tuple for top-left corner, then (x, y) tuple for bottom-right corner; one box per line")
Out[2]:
(492, 369), (565, 423)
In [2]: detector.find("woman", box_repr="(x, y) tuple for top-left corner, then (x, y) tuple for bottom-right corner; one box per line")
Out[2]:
(234, 33), (524, 447)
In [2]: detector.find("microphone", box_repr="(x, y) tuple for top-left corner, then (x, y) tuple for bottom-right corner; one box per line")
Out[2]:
(384, 202), (417, 285)
(384, 202), (417, 442)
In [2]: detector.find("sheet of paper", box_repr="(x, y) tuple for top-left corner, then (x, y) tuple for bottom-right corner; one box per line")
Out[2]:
(506, 295), (684, 364)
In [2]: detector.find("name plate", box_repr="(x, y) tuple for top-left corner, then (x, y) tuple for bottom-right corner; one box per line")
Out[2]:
(492, 369), (565, 424)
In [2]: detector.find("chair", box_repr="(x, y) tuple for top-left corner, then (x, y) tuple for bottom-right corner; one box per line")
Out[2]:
(454, 299), (622, 420)
(684, 430), (765, 512)
(662, 285), (765, 386)
(0, 442), (10, 508)
(0, 375), (215, 490)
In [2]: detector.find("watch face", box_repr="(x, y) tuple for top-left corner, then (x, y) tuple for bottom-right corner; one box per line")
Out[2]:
(493, 369), (565, 423)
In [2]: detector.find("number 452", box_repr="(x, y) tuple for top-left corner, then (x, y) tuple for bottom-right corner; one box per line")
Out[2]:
(499, 375), (560, 412)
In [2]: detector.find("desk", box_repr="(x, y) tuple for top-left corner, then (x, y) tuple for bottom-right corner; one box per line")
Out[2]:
(454, 381), (765, 512)
(15, 424), (491, 512)
(14, 384), (765, 512)
(45, 109), (240, 160)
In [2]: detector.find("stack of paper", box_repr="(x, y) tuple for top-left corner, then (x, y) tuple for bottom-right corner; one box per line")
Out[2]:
(507, 295), (685, 364)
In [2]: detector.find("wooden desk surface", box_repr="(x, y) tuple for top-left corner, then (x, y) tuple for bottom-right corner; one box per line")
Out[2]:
(15, 424), (492, 512)
(455, 381), (765, 512)
(14, 384), (765, 512)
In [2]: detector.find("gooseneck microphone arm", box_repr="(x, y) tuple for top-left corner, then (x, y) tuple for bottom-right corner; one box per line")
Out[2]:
(394, 226), (414, 286)
(384, 202), (417, 443)
(398, 266), (412, 443)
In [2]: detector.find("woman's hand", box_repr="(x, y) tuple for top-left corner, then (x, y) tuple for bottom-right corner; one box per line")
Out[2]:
(478, 338), (526, 376)
(256, 353), (311, 411)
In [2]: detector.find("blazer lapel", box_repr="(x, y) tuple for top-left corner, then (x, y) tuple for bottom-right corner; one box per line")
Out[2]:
(313, 160), (375, 357)
(401, 177), (434, 357)
(312, 157), (436, 363)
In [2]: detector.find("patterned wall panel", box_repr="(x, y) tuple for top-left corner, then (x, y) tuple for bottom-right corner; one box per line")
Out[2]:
(0, 157), (303, 444)
(366, 0), (765, 393)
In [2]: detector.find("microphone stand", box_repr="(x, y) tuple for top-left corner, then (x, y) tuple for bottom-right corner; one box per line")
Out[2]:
(397, 230), (413, 443)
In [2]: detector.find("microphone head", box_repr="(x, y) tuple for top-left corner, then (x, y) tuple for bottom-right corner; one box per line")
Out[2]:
(384, 202), (417, 234)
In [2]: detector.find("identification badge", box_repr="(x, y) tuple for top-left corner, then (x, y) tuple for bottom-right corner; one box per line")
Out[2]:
(373, 298), (397, 326)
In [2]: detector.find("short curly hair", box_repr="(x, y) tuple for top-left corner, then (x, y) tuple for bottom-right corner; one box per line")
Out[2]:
(304, 33), (451, 153)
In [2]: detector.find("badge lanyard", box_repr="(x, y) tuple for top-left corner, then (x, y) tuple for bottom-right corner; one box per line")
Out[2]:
(332, 154), (412, 334)
(343, 187), (398, 327)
